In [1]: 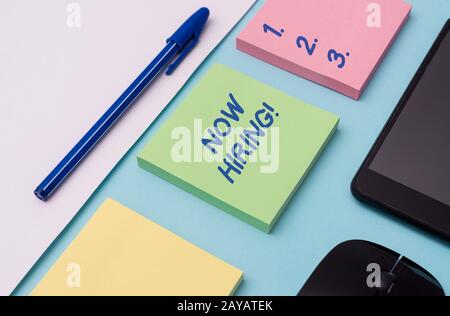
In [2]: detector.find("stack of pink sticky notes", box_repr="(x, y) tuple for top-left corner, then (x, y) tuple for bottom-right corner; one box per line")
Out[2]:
(237, 0), (412, 100)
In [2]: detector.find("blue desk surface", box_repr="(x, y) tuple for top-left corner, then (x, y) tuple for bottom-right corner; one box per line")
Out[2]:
(15, 0), (450, 296)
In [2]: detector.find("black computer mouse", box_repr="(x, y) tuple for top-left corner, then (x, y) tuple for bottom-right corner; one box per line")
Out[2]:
(298, 240), (445, 296)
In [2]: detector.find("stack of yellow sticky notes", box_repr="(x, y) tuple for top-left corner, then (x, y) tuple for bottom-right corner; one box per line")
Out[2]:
(32, 199), (243, 296)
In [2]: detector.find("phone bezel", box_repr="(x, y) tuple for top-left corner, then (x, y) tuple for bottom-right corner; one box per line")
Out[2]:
(352, 19), (450, 241)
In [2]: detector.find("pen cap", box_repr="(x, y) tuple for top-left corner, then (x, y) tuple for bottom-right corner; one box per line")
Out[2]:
(167, 7), (210, 49)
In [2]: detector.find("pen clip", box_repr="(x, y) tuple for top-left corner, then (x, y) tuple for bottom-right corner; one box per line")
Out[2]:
(166, 37), (199, 75)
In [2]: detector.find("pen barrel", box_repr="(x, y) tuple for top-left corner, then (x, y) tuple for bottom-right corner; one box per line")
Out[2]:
(34, 42), (179, 201)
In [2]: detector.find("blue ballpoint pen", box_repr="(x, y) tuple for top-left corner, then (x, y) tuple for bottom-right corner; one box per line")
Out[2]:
(34, 7), (210, 201)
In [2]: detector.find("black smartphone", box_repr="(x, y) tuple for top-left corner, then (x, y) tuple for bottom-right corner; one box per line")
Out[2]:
(352, 19), (450, 240)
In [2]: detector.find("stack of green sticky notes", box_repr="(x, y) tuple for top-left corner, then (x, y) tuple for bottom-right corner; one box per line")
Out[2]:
(138, 64), (339, 233)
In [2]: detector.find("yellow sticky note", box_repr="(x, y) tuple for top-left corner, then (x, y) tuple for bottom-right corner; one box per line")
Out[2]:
(32, 199), (243, 296)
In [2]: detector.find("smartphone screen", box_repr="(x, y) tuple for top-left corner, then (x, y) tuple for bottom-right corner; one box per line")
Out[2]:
(369, 29), (450, 206)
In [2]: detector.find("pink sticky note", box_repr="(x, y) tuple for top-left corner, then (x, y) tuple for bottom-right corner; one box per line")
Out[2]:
(237, 0), (412, 100)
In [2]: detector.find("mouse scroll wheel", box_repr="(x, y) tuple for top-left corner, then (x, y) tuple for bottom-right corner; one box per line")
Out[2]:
(378, 271), (397, 294)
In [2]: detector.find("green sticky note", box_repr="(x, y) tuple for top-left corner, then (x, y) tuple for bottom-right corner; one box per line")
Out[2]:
(138, 64), (339, 233)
